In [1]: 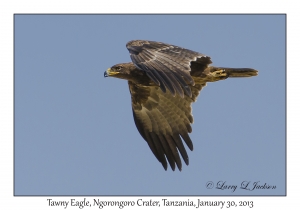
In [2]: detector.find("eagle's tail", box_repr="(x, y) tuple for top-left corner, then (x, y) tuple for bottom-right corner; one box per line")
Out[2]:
(217, 67), (258, 77)
(206, 66), (258, 82)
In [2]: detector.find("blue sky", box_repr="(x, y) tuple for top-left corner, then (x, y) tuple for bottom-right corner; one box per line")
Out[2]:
(14, 14), (285, 196)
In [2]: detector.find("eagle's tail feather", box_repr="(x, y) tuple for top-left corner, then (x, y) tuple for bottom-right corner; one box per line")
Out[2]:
(221, 67), (258, 77)
(207, 67), (258, 82)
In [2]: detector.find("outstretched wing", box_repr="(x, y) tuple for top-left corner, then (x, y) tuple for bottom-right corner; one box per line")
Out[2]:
(126, 40), (211, 98)
(129, 80), (206, 171)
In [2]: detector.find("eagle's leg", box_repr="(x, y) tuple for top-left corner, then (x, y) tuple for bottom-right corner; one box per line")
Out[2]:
(211, 69), (227, 77)
(206, 68), (229, 82)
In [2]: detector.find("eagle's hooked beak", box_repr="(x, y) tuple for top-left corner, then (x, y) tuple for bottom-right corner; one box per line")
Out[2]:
(104, 68), (119, 78)
(104, 68), (110, 77)
(104, 70), (108, 77)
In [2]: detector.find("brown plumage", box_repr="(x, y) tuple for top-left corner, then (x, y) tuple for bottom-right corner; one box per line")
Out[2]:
(104, 40), (258, 171)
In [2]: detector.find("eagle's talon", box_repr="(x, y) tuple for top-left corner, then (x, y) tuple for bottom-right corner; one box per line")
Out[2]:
(211, 69), (227, 77)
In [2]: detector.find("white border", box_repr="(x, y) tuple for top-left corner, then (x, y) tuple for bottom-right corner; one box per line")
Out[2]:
(1, 1), (295, 209)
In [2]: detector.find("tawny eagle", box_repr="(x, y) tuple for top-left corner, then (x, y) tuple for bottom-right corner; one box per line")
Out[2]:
(104, 40), (258, 171)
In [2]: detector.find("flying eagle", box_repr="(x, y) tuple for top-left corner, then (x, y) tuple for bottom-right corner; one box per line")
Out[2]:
(104, 40), (258, 171)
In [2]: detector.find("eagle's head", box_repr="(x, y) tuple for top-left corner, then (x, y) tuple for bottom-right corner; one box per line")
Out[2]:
(104, 62), (151, 84)
(104, 63), (136, 80)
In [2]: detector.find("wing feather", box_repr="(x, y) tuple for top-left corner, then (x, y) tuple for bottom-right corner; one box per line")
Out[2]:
(126, 40), (210, 98)
(129, 80), (205, 171)
(148, 132), (168, 170)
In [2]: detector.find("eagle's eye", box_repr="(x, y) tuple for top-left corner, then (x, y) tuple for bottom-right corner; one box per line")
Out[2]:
(115, 66), (123, 71)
